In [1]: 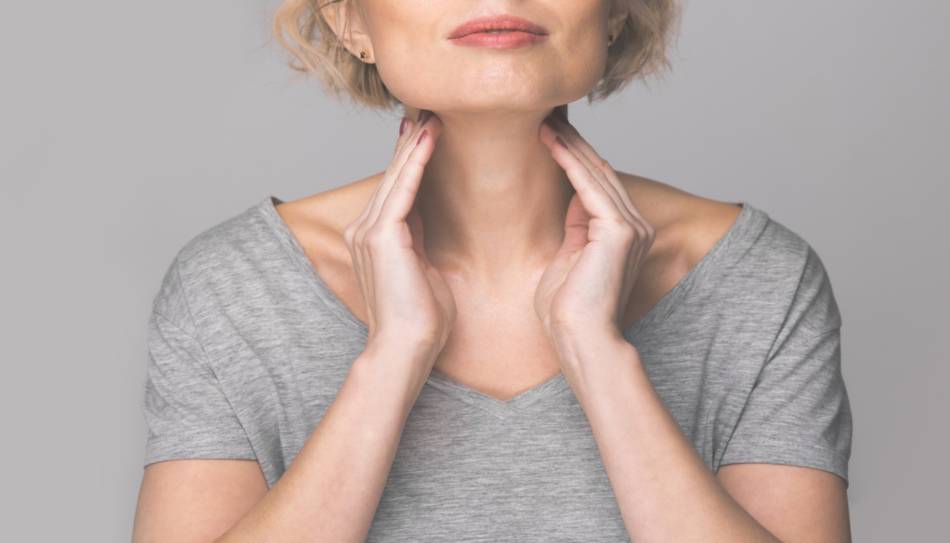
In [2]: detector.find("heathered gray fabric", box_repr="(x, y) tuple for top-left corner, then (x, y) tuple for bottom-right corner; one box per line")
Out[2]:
(141, 195), (852, 541)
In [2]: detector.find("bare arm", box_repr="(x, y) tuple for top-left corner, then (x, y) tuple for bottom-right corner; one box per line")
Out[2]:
(133, 338), (435, 543)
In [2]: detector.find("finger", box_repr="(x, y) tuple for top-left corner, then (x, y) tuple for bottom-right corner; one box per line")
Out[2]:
(545, 117), (636, 225)
(546, 119), (657, 256)
(348, 115), (419, 239)
(546, 119), (627, 221)
(545, 118), (655, 330)
(348, 113), (432, 334)
(549, 116), (652, 230)
(540, 123), (618, 221)
(540, 121), (623, 219)
(368, 112), (437, 225)
(560, 192), (592, 254)
(377, 126), (437, 224)
(407, 204), (430, 266)
(353, 118), (425, 244)
(356, 114), (436, 331)
(354, 115), (431, 288)
(342, 221), (377, 330)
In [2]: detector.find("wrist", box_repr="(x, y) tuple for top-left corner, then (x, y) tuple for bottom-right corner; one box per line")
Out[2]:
(351, 342), (434, 413)
(553, 323), (627, 356)
(364, 333), (437, 367)
(553, 327), (639, 377)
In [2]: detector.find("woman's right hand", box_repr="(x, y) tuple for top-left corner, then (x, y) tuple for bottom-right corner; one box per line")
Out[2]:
(342, 110), (455, 360)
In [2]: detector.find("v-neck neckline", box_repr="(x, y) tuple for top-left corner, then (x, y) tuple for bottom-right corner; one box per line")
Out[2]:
(256, 194), (764, 418)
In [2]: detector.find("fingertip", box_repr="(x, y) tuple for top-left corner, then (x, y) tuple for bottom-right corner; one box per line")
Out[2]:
(424, 113), (443, 136)
(416, 128), (429, 145)
(538, 122), (559, 145)
(540, 133), (561, 153)
(396, 119), (415, 147)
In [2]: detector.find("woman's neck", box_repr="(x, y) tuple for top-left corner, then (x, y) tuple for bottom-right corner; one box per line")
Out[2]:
(414, 110), (575, 280)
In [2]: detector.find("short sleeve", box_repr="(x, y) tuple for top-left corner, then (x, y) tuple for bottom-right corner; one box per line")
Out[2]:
(718, 246), (853, 488)
(141, 256), (257, 467)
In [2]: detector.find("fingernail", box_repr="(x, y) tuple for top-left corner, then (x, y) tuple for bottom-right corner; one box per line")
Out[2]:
(417, 129), (429, 144)
(554, 135), (567, 149)
(399, 117), (407, 135)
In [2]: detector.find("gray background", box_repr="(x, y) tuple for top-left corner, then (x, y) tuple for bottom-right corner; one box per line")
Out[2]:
(1, 0), (946, 540)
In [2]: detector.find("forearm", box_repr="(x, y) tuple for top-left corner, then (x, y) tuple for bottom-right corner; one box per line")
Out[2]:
(216, 339), (432, 543)
(560, 332), (780, 543)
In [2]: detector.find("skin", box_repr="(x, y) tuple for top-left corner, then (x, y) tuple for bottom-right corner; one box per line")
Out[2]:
(133, 1), (852, 541)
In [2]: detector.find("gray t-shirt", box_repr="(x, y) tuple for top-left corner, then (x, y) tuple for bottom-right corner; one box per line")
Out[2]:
(141, 195), (852, 541)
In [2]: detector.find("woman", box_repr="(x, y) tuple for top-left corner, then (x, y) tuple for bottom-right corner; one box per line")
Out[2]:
(133, 1), (853, 541)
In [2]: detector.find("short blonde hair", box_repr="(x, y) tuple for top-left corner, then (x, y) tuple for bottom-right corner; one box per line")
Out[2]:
(273, 0), (682, 111)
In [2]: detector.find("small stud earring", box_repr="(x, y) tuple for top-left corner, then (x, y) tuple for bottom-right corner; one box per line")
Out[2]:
(359, 50), (368, 60)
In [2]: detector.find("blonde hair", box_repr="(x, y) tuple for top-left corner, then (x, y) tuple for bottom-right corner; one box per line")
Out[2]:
(273, 0), (682, 112)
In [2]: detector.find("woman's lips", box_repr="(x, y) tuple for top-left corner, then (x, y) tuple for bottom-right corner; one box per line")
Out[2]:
(449, 30), (548, 48)
(447, 14), (548, 48)
(448, 14), (548, 38)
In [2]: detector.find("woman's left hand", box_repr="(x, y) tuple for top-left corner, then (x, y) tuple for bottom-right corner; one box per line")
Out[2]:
(534, 115), (655, 347)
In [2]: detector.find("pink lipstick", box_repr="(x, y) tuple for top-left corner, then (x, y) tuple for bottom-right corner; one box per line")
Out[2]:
(448, 14), (549, 49)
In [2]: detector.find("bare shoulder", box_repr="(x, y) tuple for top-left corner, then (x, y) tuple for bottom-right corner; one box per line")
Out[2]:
(275, 174), (379, 233)
(273, 174), (382, 264)
(616, 170), (744, 264)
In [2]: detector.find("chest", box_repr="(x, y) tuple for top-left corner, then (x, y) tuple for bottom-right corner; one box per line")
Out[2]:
(431, 302), (563, 401)
(311, 258), (664, 407)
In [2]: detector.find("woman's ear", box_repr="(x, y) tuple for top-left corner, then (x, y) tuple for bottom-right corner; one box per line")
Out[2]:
(320, 0), (374, 62)
(606, 1), (630, 42)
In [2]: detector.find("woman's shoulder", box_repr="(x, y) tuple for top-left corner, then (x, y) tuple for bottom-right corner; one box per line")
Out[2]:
(275, 174), (380, 233)
(168, 176), (367, 269)
(617, 171), (746, 246)
(270, 175), (381, 283)
(618, 170), (821, 268)
(616, 172), (760, 276)
(167, 197), (281, 277)
(618, 172), (835, 320)
(148, 197), (284, 320)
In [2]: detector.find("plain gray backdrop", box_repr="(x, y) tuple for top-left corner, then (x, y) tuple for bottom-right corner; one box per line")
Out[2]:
(1, 0), (946, 540)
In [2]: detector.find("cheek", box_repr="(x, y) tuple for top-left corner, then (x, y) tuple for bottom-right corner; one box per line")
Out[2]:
(542, 31), (610, 100)
(364, 1), (444, 105)
(372, 37), (447, 106)
(564, 34), (610, 80)
(556, 1), (612, 84)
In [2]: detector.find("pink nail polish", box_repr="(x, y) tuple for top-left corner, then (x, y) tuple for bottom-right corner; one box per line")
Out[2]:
(555, 135), (566, 148)
(417, 129), (428, 144)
